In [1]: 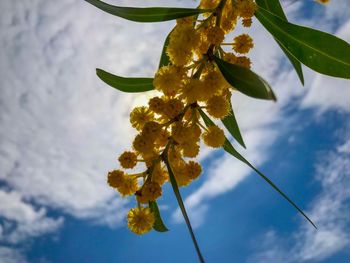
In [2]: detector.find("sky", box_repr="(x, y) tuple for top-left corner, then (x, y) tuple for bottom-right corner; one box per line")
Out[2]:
(0, 0), (350, 262)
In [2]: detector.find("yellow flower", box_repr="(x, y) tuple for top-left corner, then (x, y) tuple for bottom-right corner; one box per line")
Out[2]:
(171, 122), (192, 144)
(127, 208), (155, 235)
(176, 16), (194, 25)
(107, 170), (124, 188)
(142, 181), (162, 201)
(203, 125), (225, 148)
(148, 96), (165, 114)
(317, 0), (330, 4)
(152, 163), (169, 185)
(189, 124), (202, 141)
(242, 18), (252, 27)
(153, 66), (186, 96)
(173, 162), (192, 187)
(162, 98), (184, 120)
(180, 79), (204, 103)
(223, 52), (237, 64)
(166, 25), (200, 66)
(200, 0), (220, 9)
(118, 175), (138, 197)
(141, 121), (162, 142)
(179, 141), (200, 158)
(166, 44), (193, 66)
(186, 161), (202, 180)
(237, 0), (257, 19)
(132, 134), (154, 156)
(118, 151), (137, 169)
(155, 128), (170, 148)
(206, 26), (225, 45)
(130, 106), (154, 131)
(170, 25), (200, 51)
(200, 69), (226, 100)
(233, 34), (254, 54)
(236, 56), (251, 68)
(206, 95), (230, 119)
(221, 12), (237, 33)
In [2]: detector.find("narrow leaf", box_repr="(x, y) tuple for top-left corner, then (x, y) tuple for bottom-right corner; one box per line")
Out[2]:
(198, 109), (317, 229)
(221, 103), (246, 148)
(255, 0), (304, 85)
(255, 8), (350, 79)
(149, 201), (169, 232)
(96, 69), (154, 93)
(85, 0), (210, 23)
(163, 152), (205, 263)
(214, 56), (276, 101)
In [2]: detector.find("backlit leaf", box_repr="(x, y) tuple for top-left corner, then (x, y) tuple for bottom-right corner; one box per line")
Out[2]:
(96, 69), (154, 93)
(255, 0), (304, 85)
(149, 201), (169, 232)
(214, 56), (276, 101)
(85, 0), (210, 23)
(255, 7), (350, 79)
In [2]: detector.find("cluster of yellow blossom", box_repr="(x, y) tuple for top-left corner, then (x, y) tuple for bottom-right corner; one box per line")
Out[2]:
(108, 0), (257, 235)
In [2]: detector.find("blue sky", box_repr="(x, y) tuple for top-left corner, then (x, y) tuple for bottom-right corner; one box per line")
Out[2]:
(0, 0), (350, 262)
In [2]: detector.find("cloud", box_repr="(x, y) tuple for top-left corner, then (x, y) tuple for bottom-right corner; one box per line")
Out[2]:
(0, 247), (27, 263)
(0, 0), (180, 259)
(0, 190), (63, 244)
(1, 0), (350, 261)
(249, 133), (350, 263)
(171, 1), (350, 228)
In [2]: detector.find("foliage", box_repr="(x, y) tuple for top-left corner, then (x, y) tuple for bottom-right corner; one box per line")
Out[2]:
(86, 0), (348, 261)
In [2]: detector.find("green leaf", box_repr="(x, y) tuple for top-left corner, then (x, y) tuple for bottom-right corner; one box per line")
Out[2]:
(163, 151), (205, 263)
(221, 103), (246, 148)
(158, 29), (172, 69)
(85, 0), (210, 23)
(255, 7), (350, 79)
(255, 0), (286, 19)
(214, 56), (276, 101)
(96, 69), (154, 93)
(149, 201), (169, 232)
(255, 0), (304, 85)
(198, 109), (317, 229)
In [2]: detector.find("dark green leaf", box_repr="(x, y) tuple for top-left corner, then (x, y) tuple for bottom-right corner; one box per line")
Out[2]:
(85, 0), (210, 23)
(198, 109), (317, 229)
(214, 56), (276, 101)
(255, 0), (304, 85)
(255, 7), (350, 79)
(96, 69), (154, 93)
(221, 103), (246, 148)
(149, 201), (169, 232)
(163, 151), (205, 263)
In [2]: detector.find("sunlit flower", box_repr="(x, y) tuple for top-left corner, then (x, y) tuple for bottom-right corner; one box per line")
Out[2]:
(127, 208), (155, 235)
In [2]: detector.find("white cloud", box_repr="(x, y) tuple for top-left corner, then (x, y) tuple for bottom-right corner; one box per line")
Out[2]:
(0, 247), (27, 263)
(172, 0), (350, 228)
(249, 134), (350, 263)
(0, 190), (63, 244)
(0, 0), (179, 259)
(1, 0), (350, 261)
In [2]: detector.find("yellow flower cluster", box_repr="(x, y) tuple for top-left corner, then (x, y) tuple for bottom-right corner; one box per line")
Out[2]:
(107, 0), (257, 235)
